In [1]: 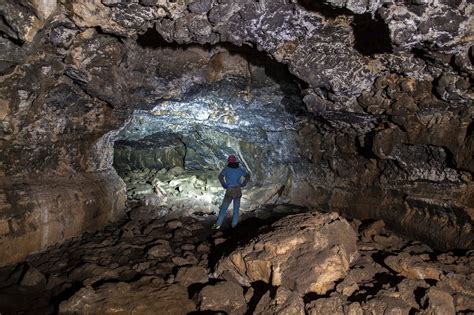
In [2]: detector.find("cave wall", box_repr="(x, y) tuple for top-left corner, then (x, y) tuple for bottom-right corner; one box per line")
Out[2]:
(0, 0), (473, 265)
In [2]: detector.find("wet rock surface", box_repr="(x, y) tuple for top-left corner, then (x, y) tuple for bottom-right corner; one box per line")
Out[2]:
(0, 208), (473, 314)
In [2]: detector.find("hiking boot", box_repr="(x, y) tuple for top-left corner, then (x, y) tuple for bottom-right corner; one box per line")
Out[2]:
(212, 224), (221, 230)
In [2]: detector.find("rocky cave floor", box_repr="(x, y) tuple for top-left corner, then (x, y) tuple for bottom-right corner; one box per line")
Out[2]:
(0, 205), (473, 315)
(122, 167), (223, 211)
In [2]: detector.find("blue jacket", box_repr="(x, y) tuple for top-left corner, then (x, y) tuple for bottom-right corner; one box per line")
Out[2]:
(219, 166), (250, 188)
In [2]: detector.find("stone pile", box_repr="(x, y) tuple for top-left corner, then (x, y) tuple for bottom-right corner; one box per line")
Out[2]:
(121, 166), (222, 213)
(121, 167), (297, 217)
(0, 208), (472, 314)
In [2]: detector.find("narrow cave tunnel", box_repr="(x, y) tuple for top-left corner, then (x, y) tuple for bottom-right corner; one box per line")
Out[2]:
(0, 0), (473, 314)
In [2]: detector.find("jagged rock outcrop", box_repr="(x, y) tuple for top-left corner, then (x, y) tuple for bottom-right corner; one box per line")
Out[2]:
(0, 0), (473, 266)
(215, 212), (358, 294)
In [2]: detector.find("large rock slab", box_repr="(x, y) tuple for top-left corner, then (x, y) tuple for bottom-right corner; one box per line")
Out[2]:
(215, 211), (358, 295)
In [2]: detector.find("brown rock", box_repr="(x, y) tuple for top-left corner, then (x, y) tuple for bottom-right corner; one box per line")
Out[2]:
(0, 220), (10, 236)
(420, 288), (455, 315)
(438, 273), (474, 297)
(344, 302), (364, 315)
(172, 256), (194, 266)
(173, 227), (193, 238)
(214, 237), (226, 245)
(197, 243), (210, 253)
(396, 278), (429, 309)
(384, 253), (441, 280)
(255, 286), (304, 315)
(181, 243), (195, 251)
(59, 282), (195, 314)
(453, 294), (474, 313)
(165, 220), (183, 230)
(360, 220), (385, 240)
(147, 241), (172, 259)
(362, 294), (412, 315)
(68, 263), (121, 286)
(20, 265), (46, 287)
(198, 281), (246, 314)
(216, 212), (358, 295)
(306, 295), (345, 315)
(175, 266), (208, 287)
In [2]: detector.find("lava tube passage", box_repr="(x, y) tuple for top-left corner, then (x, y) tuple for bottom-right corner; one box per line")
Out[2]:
(1, 0), (473, 313)
(112, 57), (312, 220)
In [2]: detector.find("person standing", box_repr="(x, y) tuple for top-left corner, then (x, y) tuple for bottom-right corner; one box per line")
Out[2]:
(212, 155), (250, 229)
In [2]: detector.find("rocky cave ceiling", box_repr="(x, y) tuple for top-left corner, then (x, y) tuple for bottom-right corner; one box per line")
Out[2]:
(0, 0), (473, 268)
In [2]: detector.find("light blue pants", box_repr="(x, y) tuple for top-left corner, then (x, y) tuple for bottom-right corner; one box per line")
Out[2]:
(216, 197), (241, 227)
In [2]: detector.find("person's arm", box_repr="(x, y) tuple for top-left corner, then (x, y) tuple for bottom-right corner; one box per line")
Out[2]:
(218, 169), (227, 188)
(240, 169), (250, 187)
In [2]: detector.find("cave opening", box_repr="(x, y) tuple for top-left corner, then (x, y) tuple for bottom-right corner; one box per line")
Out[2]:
(112, 36), (311, 219)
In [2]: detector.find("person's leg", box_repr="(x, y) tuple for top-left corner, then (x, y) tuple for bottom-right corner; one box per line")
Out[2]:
(216, 195), (232, 226)
(231, 197), (241, 227)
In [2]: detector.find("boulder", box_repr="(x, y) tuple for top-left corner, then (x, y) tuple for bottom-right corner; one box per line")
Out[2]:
(438, 273), (474, 297)
(306, 295), (345, 315)
(147, 240), (173, 259)
(384, 253), (442, 280)
(255, 286), (304, 315)
(362, 294), (412, 315)
(198, 281), (247, 314)
(360, 220), (385, 240)
(20, 265), (46, 288)
(175, 266), (209, 287)
(420, 288), (455, 315)
(215, 212), (358, 295)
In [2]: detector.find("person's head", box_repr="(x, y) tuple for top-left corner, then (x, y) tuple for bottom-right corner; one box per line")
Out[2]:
(227, 155), (239, 168)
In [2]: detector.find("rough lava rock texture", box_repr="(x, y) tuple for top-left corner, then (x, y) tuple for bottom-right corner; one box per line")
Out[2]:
(0, 0), (473, 265)
(1, 210), (473, 314)
(215, 212), (358, 295)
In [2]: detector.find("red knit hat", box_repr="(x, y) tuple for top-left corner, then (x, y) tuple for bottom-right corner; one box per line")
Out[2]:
(227, 155), (237, 163)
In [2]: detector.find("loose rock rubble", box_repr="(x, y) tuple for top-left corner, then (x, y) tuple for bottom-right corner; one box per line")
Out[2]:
(0, 210), (472, 314)
(121, 166), (222, 213)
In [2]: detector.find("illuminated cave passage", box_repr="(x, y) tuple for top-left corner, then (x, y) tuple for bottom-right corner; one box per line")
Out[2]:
(0, 0), (473, 313)
(111, 51), (310, 216)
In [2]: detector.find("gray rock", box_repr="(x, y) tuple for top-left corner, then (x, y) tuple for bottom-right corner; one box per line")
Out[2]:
(188, 0), (213, 14)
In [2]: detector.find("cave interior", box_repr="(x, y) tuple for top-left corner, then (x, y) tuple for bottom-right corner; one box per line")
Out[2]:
(0, 0), (473, 313)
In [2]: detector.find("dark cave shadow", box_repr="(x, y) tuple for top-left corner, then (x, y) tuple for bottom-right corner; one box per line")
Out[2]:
(206, 216), (278, 271)
(352, 14), (392, 55)
(296, 0), (392, 55)
(245, 280), (278, 315)
(136, 27), (309, 116)
(207, 203), (308, 271)
(297, 0), (353, 18)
